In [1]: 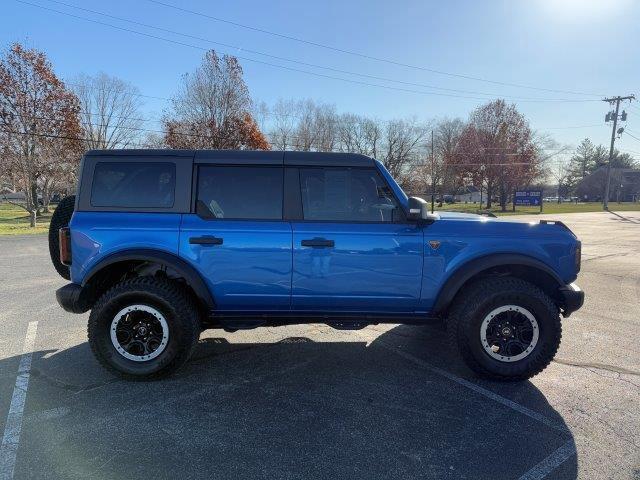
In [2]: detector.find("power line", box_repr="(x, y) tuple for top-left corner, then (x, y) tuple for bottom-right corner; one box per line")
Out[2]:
(71, 106), (616, 134)
(16, 0), (602, 104)
(1, 128), (147, 147)
(146, 0), (604, 98)
(2, 112), (572, 153)
(623, 131), (640, 143)
(542, 124), (602, 130)
(38, 0), (595, 103)
(10, 1), (497, 103)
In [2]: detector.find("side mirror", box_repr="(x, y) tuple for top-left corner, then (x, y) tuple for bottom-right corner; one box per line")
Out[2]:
(407, 196), (439, 222)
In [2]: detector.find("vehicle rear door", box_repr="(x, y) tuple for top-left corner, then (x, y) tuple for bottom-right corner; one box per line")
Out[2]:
(179, 152), (292, 313)
(289, 165), (423, 313)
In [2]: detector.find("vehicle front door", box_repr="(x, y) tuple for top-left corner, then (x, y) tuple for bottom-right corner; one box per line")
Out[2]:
(290, 166), (423, 313)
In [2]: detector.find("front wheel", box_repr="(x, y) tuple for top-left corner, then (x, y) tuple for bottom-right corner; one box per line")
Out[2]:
(448, 277), (561, 381)
(88, 277), (200, 379)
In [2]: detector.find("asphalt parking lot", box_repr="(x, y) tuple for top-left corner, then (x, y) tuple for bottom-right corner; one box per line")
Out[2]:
(0, 211), (638, 479)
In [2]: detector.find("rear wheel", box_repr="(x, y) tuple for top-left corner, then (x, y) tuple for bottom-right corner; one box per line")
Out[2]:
(48, 195), (75, 280)
(448, 277), (561, 381)
(88, 276), (201, 379)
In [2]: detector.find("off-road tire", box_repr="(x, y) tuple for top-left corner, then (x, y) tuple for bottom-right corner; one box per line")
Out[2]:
(48, 195), (75, 280)
(88, 276), (201, 380)
(447, 277), (561, 381)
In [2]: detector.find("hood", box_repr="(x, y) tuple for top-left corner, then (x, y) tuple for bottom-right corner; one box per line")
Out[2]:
(433, 210), (578, 239)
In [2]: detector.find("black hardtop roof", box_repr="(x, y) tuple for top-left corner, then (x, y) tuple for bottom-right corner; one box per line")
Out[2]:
(84, 149), (375, 167)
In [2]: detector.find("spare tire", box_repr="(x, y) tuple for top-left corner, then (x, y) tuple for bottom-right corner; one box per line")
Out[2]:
(48, 195), (75, 280)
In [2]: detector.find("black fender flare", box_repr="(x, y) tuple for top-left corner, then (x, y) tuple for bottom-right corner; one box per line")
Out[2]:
(82, 249), (215, 311)
(432, 253), (564, 314)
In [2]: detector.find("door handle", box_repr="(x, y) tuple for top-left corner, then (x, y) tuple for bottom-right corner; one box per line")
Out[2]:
(189, 236), (223, 246)
(301, 238), (335, 248)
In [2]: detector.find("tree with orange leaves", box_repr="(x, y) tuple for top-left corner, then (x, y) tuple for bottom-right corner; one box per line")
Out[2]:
(163, 50), (269, 150)
(452, 100), (541, 211)
(0, 43), (82, 223)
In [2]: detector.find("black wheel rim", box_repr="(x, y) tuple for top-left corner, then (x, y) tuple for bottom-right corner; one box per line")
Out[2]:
(110, 305), (169, 362)
(480, 305), (539, 362)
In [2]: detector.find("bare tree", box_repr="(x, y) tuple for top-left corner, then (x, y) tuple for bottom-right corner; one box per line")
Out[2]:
(163, 50), (269, 150)
(140, 131), (166, 148)
(267, 99), (341, 152)
(549, 159), (571, 202)
(72, 72), (144, 150)
(268, 99), (298, 150)
(381, 118), (429, 180)
(252, 100), (270, 134)
(337, 113), (382, 157)
(289, 100), (337, 151)
(434, 118), (464, 196)
(313, 103), (338, 152)
(411, 118), (465, 199)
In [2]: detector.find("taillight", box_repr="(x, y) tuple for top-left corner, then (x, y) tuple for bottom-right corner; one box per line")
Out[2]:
(59, 227), (72, 266)
(575, 241), (581, 273)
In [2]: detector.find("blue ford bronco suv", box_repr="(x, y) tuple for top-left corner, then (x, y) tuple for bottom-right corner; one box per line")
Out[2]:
(49, 149), (583, 380)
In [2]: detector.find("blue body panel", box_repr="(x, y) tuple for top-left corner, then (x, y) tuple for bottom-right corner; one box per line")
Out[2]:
(178, 215), (292, 311)
(418, 213), (578, 310)
(291, 222), (423, 312)
(70, 212), (579, 316)
(69, 212), (182, 284)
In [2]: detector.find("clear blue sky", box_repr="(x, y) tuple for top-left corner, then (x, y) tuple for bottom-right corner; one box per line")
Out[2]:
(4, 0), (640, 155)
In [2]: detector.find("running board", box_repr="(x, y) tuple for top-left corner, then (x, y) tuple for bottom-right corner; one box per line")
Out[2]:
(205, 312), (440, 330)
(326, 321), (369, 330)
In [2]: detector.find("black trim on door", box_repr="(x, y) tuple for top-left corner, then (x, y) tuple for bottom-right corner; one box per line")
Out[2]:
(301, 238), (335, 248)
(283, 167), (303, 220)
(189, 236), (223, 245)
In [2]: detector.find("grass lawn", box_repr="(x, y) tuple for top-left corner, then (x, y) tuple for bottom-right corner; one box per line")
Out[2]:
(434, 201), (640, 216)
(0, 202), (53, 235)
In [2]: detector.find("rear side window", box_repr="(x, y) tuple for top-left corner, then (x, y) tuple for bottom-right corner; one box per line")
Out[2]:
(91, 162), (175, 208)
(300, 168), (400, 222)
(196, 166), (283, 220)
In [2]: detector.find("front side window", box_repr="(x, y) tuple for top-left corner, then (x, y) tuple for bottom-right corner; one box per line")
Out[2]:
(196, 166), (283, 220)
(91, 162), (175, 208)
(300, 168), (400, 222)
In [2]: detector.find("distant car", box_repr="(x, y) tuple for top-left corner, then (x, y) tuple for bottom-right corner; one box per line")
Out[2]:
(49, 149), (583, 381)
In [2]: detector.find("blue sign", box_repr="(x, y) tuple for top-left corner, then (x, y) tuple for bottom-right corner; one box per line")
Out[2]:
(514, 190), (542, 206)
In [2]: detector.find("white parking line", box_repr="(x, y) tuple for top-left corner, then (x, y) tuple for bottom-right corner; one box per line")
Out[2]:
(0, 321), (38, 480)
(375, 339), (567, 433)
(517, 440), (577, 480)
(370, 337), (577, 478)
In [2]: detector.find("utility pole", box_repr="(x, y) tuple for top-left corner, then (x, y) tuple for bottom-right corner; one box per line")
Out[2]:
(603, 95), (635, 210)
(430, 130), (435, 213)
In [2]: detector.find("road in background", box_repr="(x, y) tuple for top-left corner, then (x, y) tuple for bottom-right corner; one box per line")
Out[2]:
(0, 211), (638, 479)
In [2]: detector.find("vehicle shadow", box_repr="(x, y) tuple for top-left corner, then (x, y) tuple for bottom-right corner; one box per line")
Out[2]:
(2, 323), (577, 480)
(607, 210), (640, 223)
